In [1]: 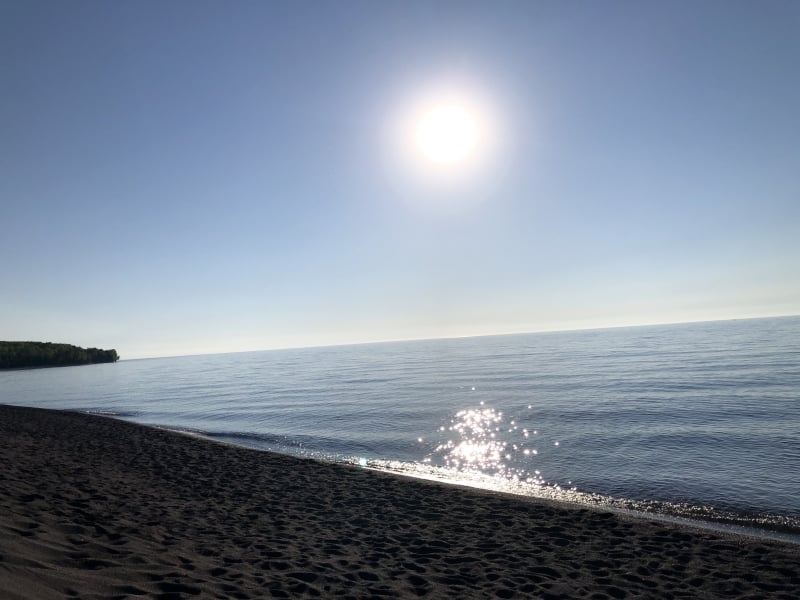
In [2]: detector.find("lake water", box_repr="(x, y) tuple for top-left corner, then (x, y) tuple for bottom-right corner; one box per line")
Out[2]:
(2, 316), (799, 539)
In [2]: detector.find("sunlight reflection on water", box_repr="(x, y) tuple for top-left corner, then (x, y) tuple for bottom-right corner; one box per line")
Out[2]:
(4, 317), (799, 538)
(422, 402), (548, 486)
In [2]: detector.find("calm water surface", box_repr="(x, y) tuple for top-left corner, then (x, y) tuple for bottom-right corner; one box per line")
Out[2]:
(2, 317), (799, 537)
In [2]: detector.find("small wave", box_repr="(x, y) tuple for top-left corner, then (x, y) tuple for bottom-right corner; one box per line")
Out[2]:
(81, 409), (141, 418)
(204, 430), (303, 447)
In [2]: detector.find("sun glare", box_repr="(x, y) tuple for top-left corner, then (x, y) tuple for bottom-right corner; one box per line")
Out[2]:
(414, 102), (480, 166)
(388, 82), (498, 187)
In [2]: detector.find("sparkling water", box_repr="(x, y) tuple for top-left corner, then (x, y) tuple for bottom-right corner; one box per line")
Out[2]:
(2, 316), (798, 536)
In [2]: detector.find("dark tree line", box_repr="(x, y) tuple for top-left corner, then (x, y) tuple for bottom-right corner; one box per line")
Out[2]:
(0, 341), (119, 369)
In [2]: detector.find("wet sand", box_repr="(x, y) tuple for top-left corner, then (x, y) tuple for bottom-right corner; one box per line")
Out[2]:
(1, 404), (798, 599)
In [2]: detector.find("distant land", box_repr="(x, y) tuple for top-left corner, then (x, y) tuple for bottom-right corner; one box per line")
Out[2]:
(0, 341), (119, 370)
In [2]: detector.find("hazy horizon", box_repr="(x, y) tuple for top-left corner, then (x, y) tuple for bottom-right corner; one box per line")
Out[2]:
(3, 1), (799, 360)
(103, 314), (796, 361)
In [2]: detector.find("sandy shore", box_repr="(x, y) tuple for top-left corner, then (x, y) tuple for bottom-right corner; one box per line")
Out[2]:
(1, 405), (798, 599)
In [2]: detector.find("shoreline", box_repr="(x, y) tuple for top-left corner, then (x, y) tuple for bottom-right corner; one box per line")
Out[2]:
(171, 425), (800, 544)
(373, 467), (800, 546)
(2, 404), (798, 599)
(164, 425), (800, 545)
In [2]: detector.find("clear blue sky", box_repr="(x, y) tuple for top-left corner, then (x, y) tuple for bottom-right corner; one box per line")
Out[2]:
(2, 0), (798, 359)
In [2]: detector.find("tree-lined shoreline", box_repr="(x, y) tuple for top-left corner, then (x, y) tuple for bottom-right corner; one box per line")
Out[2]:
(0, 341), (119, 369)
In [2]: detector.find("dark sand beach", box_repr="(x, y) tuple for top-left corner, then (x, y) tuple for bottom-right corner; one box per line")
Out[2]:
(1, 405), (798, 599)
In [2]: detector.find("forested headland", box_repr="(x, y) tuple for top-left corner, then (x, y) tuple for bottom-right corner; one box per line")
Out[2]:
(0, 342), (119, 369)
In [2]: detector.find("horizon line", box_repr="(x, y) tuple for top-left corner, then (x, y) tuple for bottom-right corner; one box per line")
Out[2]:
(122, 312), (799, 362)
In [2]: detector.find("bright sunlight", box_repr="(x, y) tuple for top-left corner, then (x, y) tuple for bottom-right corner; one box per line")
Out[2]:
(414, 101), (481, 166)
(388, 81), (499, 188)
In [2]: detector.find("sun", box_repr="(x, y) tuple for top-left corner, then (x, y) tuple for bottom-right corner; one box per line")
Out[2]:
(389, 84), (496, 184)
(414, 102), (481, 166)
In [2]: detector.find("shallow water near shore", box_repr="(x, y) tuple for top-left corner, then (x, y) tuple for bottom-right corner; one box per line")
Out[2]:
(2, 316), (799, 537)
